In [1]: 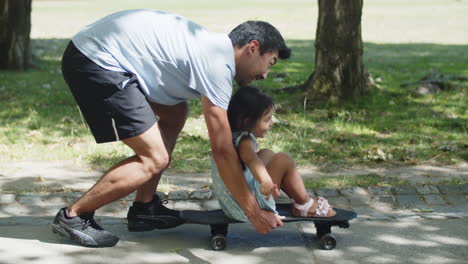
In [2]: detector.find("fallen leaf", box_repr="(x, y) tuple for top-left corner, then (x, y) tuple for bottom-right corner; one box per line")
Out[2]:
(36, 176), (45, 182)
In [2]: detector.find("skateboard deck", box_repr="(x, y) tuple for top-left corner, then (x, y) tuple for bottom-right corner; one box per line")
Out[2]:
(177, 203), (357, 250)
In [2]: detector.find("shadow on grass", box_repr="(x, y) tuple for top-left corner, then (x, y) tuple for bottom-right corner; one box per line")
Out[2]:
(0, 38), (466, 169)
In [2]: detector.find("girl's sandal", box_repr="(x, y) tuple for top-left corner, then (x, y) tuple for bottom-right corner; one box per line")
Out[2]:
(292, 196), (335, 217)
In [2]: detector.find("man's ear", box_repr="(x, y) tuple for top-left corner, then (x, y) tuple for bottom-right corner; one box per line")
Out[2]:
(248, 40), (260, 54)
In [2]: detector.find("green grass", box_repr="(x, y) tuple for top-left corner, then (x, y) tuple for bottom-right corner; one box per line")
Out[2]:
(303, 174), (467, 190)
(0, 39), (465, 172)
(252, 41), (467, 170)
(303, 174), (412, 190)
(1, 0), (467, 173)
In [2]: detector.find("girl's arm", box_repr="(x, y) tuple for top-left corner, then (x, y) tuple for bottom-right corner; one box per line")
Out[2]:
(237, 137), (279, 199)
(202, 97), (283, 233)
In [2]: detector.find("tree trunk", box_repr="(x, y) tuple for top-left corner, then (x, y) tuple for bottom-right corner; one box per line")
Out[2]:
(304, 0), (370, 105)
(0, 0), (32, 70)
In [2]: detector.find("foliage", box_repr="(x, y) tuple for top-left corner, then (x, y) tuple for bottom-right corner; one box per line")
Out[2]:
(303, 174), (411, 190)
(0, 39), (466, 172)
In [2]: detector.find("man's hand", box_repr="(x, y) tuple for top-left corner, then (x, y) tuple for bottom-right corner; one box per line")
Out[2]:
(247, 207), (284, 234)
(201, 97), (282, 234)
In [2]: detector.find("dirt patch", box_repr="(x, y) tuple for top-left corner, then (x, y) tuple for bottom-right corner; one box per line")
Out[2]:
(299, 163), (468, 184)
(0, 161), (466, 193)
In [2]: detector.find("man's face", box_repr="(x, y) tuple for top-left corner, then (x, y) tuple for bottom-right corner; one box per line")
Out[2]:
(235, 41), (278, 86)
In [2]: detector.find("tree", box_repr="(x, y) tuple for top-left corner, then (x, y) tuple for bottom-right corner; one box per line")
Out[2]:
(0, 0), (33, 70)
(303, 0), (371, 105)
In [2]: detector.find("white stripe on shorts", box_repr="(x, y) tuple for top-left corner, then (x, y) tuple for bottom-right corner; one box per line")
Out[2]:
(111, 118), (120, 141)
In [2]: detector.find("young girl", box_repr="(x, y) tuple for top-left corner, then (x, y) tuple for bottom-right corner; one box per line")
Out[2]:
(211, 86), (336, 222)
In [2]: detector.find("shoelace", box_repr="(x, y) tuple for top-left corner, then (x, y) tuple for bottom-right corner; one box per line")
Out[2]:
(80, 217), (92, 230)
(158, 199), (179, 217)
(80, 215), (101, 230)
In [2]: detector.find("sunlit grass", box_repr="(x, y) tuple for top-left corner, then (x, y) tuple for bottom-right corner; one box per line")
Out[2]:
(0, 38), (466, 172)
(303, 174), (412, 190)
(303, 174), (468, 190)
(1, 1), (467, 172)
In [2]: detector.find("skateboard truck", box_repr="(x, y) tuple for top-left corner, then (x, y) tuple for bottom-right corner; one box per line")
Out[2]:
(210, 224), (229, 251)
(315, 222), (337, 250)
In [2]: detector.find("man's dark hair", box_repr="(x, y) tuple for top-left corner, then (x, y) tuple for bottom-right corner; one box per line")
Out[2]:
(229, 21), (291, 59)
(228, 86), (274, 132)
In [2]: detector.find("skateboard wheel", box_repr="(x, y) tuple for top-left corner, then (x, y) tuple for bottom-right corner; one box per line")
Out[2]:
(211, 235), (226, 251)
(319, 234), (336, 250)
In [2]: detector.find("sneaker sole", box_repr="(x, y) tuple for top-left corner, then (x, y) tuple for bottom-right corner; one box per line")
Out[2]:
(127, 224), (157, 232)
(51, 223), (117, 247)
(127, 215), (184, 232)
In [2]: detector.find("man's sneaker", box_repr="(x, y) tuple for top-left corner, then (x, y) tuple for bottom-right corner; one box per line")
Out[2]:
(127, 195), (184, 231)
(51, 208), (119, 247)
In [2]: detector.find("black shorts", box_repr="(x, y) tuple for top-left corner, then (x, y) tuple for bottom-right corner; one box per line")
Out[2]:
(61, 41), (157, 143)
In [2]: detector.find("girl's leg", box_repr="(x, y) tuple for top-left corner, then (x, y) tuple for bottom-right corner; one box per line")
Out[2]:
(259, 151), (309, 203)
(257, 148), (276, 165)
(258, 150), (335, 217)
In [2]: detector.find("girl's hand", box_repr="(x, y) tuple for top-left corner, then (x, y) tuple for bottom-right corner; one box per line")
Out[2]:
(261, 180), (280, 200)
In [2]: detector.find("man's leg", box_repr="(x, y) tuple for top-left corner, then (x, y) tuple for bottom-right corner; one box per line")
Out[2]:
(126, 102), (189, 231)
(52, 122), (169, 247)
(55, 41), (174, 246)
(133, 101), (189, 203)
(68, 122), (170, 217)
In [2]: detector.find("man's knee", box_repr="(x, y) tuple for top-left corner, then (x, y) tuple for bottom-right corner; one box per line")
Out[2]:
(139, 152), (170, 177)
(122, 123), (172, 177)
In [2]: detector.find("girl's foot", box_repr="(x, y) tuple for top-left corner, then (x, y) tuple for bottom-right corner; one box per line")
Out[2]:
(291, 197), (336, 217)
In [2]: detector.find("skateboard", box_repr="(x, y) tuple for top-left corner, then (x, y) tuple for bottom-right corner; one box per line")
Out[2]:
(176, 203), (357, 251)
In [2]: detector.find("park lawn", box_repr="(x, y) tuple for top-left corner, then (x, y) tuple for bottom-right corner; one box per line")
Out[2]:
(1, 0), (467, 173)
(0, 38), (466, 173)
(252, 40), (467, 172)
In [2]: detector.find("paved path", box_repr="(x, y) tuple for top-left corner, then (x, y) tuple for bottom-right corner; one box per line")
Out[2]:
(1, 161), (468, 263)
(1, 212), (467, 264)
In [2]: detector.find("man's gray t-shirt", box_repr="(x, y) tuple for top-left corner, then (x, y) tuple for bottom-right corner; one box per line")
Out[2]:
(71, 9), (235, 109)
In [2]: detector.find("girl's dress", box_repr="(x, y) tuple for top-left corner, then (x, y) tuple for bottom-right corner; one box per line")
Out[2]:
(211, 131), (277, 222)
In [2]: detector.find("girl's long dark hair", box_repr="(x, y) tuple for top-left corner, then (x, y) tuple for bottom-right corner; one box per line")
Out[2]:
(228, 86), (274, 132)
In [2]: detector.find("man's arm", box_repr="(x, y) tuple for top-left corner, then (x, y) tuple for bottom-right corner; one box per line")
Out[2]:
(201, 96), (283, 234)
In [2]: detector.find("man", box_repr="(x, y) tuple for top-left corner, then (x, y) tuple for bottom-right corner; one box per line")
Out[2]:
(51, 9), (291, 247)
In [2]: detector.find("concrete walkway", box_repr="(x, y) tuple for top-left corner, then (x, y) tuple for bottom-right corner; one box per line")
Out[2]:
(1, 218), (467, 264)
(1, 161), (468, 263)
